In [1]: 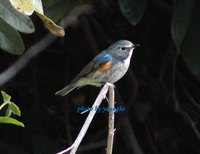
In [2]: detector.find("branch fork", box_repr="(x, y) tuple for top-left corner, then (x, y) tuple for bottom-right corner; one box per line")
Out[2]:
(57, 82), (115, 154)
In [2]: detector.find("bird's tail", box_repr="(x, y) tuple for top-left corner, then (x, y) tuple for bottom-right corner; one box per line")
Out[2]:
(55, 85), (76, 96)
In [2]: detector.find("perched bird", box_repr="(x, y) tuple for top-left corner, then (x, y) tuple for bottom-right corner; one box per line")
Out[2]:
(55, 40), (139, 96)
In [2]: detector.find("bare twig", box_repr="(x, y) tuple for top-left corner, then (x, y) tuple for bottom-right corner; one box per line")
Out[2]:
(106, 84), (115, 154)
(123, 116), (144, 154)
(169, 51), (200, 140)
(177, 71), (200, 110)
(179, 109), (200, 140)
(171, 52), (179, 111)
(116, 91), (144, 154)
(78, 140), (107, 152)
(57, 82), (113, 154)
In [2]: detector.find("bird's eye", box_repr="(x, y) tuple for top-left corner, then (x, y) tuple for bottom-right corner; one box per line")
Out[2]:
(121, 47), (126, 50)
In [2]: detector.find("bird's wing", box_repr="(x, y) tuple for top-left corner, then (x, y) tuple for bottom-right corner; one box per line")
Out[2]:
(71, 51), (112, 83)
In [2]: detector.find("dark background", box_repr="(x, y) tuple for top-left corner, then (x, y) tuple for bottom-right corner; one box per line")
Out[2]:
(1, 0), (200, 153)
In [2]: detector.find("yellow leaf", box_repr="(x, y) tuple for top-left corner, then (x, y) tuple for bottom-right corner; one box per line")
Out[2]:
(35, 0), (43, 14)
(9, 0), (35, 16)
(36, 11), (65, 37)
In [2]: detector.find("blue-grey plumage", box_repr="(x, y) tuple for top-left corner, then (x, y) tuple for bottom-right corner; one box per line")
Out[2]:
(55, 40), (139, 96)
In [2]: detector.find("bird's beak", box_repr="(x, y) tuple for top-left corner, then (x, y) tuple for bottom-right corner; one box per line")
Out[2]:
(132, 44), (140, 48)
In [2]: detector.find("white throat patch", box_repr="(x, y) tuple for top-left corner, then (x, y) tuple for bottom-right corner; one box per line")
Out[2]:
(124, 48), (134, 67)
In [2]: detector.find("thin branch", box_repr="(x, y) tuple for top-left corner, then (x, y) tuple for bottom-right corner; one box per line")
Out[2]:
(0, 4), (94, 87)
(114, 91), (144, 154)
(0, 33), (57, 87)
(179, 109), (200, 140)
(171, 52), (179, 111)
(64, 102), (73, 145)
(57, 82), (113, 154)
(115, 93), (143, 154)
(78, 140), (107, 152)
(183, 84), (200, 110)
(177, 71), (200, 110)
(170, 52), (200, 140)
(123, 116), (144, 154)
(106, 84), (115, 154)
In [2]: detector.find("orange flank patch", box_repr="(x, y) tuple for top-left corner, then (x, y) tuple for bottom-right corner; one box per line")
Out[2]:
(97, 60), (112, 71)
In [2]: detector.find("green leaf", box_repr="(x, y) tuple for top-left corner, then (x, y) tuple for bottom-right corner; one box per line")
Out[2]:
(171, 0), (194, 53)
(9, 0), (35, 16)
(0, 18), (25, 55)
(0, 0), (35, 33)
(1, 91), (11, 102)
(118, 0), (147, 25)
(0, 117), (24, 127)
(5, 109), (12, 117)
(8, 102), (21, 116)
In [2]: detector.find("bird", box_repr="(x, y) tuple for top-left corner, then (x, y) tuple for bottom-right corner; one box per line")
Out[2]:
(55, 40), (139, 96)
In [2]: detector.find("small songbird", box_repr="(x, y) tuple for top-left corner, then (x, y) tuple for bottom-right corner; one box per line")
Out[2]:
(55, 40), (139, 96)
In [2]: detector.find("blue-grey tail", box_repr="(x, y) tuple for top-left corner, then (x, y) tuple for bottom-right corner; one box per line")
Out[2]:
(55, 85), (76, 96)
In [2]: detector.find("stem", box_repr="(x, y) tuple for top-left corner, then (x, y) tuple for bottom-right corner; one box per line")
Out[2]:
(106, 84), (115, 154)
(0, 101), (9, 110)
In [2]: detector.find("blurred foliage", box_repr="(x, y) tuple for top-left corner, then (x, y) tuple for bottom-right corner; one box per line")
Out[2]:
(0, 0), (65, 55)
(118, 0), (147, 25)
(0, 0), (200, 153)
(43, 0), (78, 22)
(171, 0), (194, 53)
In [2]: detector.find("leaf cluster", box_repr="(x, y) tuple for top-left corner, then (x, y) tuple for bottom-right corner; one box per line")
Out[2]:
(0, 91), (24, 127)
(0, 0), (67, 55)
